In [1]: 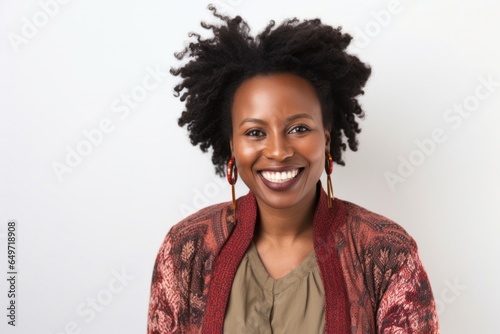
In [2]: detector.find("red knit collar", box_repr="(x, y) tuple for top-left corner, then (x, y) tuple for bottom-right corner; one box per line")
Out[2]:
(203, 183), (350, 333)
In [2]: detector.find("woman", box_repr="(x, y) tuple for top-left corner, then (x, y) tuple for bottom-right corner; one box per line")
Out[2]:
(148, 6), (439, 334)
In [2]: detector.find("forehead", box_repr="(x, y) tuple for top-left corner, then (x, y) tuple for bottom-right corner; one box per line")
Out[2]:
(231, 73), (322, 122)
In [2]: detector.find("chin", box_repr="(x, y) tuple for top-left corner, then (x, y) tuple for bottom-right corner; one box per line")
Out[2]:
(253, 187), (314, 210)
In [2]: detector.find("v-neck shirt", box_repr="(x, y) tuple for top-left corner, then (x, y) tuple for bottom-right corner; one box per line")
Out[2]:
(223, 241), (325, 333)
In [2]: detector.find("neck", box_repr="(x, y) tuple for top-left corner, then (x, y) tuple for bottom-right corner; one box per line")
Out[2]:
(254, 187), (318, 244)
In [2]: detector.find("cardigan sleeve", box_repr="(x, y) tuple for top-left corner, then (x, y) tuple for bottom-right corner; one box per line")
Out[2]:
(376, 248), (439, 333)
(147, 231), (182, 334)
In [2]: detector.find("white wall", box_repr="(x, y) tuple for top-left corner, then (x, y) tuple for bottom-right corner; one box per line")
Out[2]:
(1, 0), (499, 333)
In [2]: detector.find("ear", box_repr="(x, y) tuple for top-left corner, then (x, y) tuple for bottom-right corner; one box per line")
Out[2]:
(229, 138), (234, 156)
(324, 125), (331, 150)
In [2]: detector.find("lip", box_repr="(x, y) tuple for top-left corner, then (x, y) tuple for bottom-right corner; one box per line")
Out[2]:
(258, 167), (304, 192)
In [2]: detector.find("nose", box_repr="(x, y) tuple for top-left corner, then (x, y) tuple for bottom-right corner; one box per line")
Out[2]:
(263, 134), (293, 161)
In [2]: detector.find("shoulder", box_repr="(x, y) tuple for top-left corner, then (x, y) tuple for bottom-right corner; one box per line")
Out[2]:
(164, 200), (236, 251)
(148, 203), (235, 333)
(336, 201), (438, 329)
(152, 200), (236, 282)
(338, 199), (417, 251)
(336, 199), (424, 298)
(170, 201), (233, 235)
(334, 199), (419, 274)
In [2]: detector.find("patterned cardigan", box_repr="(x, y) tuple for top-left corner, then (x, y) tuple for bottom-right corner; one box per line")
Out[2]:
(147, 186), (439, 333)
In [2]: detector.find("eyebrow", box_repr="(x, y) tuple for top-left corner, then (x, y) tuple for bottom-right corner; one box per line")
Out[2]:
(238, 113), (314, 127)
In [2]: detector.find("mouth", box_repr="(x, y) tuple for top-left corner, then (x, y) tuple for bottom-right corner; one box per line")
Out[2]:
(257, 168), (304, 191)
(260, 168), (302, 183)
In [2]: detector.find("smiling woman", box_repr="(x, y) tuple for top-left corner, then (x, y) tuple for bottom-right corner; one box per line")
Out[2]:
(230, 74), (328, 211)
(147, 5), (439, 334)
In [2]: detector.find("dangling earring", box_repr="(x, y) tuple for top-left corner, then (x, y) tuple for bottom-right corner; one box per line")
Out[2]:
(226, 157), (238, 211)
(325, 151), (334, 208)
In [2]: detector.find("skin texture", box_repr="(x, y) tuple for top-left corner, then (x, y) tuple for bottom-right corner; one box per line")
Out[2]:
(230, 72), (331, 279)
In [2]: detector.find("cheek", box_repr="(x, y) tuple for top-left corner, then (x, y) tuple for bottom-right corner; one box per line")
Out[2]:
(301, 138), (326, 173)
(298, 136), (325, 156)
(238, 145), (259, 160)
(313, 151), (325, 173)
(233, 140), (259, 169)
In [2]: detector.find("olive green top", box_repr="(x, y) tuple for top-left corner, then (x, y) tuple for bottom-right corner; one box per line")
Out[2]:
(224, 241), (325, 333)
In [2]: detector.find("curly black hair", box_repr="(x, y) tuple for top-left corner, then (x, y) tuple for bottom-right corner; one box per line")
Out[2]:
(172, 5), (371, 177)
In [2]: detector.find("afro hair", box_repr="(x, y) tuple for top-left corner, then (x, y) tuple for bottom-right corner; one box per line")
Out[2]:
(171, 5), (372, 176)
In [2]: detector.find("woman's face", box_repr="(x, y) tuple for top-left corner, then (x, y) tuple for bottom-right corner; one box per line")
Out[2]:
(230, 73), (330, 211)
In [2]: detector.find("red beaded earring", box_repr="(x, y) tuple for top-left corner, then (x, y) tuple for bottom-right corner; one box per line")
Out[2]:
(325, 151), (334, 208)
(226, 157), (238, 211)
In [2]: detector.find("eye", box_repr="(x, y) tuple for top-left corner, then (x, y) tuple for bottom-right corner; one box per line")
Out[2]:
(245, 129), (265, 137)
(288, 125), (310, 134)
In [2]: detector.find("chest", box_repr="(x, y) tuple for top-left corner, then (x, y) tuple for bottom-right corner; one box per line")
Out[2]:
(254, 241), (314, 279)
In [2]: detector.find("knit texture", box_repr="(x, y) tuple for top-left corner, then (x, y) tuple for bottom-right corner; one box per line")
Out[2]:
(203, 192), (257, 333)
(147, 184), (439, 333)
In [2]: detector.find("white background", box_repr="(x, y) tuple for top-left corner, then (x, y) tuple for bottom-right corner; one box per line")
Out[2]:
(1, 0), (499, 333)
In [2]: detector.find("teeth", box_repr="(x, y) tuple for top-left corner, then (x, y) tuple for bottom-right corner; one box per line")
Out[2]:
(261, 169), (300, 183)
